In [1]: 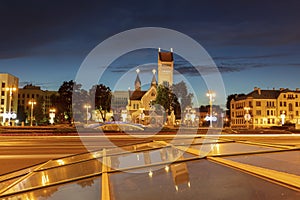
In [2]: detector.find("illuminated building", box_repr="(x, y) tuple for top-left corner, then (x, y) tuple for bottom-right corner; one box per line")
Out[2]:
(18, 84), (57, 120)
(0, 73), (19, 125)
(230, 87), (300, 128)
(158, 48), (174, 87)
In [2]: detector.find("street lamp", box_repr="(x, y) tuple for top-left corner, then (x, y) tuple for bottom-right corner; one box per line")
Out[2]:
(28, 99), (36, 126)
(244, 107), (251, 129)
(5, 87), (16, 125)
(206, 90), (216, 128)
(84, 104), (91, 125)
(49, 108), (56, 125)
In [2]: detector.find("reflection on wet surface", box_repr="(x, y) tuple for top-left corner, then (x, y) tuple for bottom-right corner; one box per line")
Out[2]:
(2, 159), (102, 196)
(193, 142), (282, 156)
(109, 160), (300, 200)
(226, 150), (300, 176)
(1, 137), (299, 199)
(1, 177), (101, 200)
(109, 147), (195, 171)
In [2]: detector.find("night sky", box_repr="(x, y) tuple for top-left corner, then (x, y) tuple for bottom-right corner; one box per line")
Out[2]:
(1, 0), (300, 106)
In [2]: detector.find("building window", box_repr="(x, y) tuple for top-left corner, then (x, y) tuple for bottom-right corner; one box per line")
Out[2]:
(232, 112), (234, 117)
(256, 101), (261, 106)
(296, 111), (299, 116)
(256, 110), (261, 116)
(296, 102), (299, 107)
(284, 94), (286, 98)
(289, 103), (293, 111)
(27, 94), (29, 98)
(32, 94), (34, 98)
(267, 110), (270, 116)
(284, 102), (287, 107)
(1, 91), (4, 96)
(280, 102), (282, 107)
(1, 82), (5, 88)
(1, 99), (4, 105)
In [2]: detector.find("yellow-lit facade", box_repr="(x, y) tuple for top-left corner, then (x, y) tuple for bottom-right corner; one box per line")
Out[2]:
(158, 48), (174, 87)
(0, 73), (19, 125)
(230, 87), (300, 128)
(18, 84), (57, 117)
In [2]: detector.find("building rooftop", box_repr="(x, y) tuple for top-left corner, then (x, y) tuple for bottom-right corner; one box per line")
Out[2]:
(235, 87), (300, 101)
(158, 52), (173, 62)
(129, 90), (147, 100)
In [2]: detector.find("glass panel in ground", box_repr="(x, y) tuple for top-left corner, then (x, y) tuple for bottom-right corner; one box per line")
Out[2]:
(2, 158), (102, 196)
(191, 142), (282, 156)
(109, 159), (300, 200)
(0, 176), (101, 200)
(224, 150), (300, 176)
(165, 137), (230, 146)
(108, 146), (196, 171)
(0, 164), (40, 182)
(39, 150), (103, 170)
(105, 142), (167, 156)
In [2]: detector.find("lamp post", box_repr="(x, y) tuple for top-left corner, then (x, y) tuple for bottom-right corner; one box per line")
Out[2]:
(206, 91), (216, 128)
(84, 104), (91, 125)
(49, 108), (56, 125)
(28, 99), (36, 126)
(244, 107), (251, 129)
(5, 87), (16, 125)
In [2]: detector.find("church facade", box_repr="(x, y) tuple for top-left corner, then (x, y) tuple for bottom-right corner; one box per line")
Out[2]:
(126, 48), (174, 124)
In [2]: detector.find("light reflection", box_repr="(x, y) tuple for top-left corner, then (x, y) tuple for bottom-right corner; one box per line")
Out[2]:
(57, 159), (65, 165)
(170, 160), (191, 192)
(41, 173), (49, 186)
(148, 171), (153, 178)
(165, 165), (170, 173)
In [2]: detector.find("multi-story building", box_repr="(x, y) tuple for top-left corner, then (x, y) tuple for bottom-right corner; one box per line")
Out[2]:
(230, 87), (300, 129)
(158, 48), (174, 87)
(18, 84), (57, 120)
(0, 73), (19, 125)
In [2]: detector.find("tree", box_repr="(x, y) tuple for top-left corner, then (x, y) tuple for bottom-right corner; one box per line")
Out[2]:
(154, 85), (180, 116)
(34, 96), (46, 124)
(89, 84), (112, 122)
(17, 105), (26, 124)
(55, 80), (89, 123)
(172, 81), (194, 111)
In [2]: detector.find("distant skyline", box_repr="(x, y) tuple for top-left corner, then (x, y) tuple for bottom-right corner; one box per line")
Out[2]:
(1, 0), (300, 106)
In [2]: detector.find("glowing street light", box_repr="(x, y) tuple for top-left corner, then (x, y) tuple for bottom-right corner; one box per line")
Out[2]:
(5, 87), (16, 125)
(206, 90), (216, 128)
(28, 99), (36, 126)
(49, 108), (56, 125)
(244, 106), (251, 129)
(84, 104), (91, 125)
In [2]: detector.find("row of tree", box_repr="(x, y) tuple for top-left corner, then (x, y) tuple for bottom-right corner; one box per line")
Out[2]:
(17, 79), (239, 125)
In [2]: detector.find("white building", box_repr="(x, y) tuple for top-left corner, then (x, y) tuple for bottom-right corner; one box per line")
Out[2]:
(0, 73), (19, 125)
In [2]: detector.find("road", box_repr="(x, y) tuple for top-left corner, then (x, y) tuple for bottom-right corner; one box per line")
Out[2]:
(0, 132), (299, 175)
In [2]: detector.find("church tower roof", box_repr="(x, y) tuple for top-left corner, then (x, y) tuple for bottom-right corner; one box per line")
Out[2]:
(151, 69), (157, 87)
(135, 69), (141, 91)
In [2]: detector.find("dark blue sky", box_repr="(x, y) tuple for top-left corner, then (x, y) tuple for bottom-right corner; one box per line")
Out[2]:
(1, 0), (300, 105)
